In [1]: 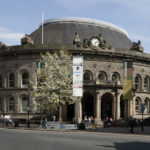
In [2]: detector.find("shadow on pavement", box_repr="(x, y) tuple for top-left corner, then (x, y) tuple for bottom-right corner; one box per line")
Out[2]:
(97, 142), (150, 150)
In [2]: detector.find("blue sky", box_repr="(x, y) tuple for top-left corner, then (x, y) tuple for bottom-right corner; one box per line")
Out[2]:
(0, 0), (150, 53)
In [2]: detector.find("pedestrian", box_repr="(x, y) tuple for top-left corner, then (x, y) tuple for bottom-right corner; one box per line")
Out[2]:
(84, 115), (88, 126)
(88, 116), (91, 126)
(109, 117), (114, 127)
(40, 117), (43, 128)
(129, 118), (135, 134)
(91, 116), (94, 124)
(52, 115), (56, 121)
(5, 119), (9, 127)
(106, 116), (109, 127)
(103, 118), (107, 128)
(44, 118), (47, 128)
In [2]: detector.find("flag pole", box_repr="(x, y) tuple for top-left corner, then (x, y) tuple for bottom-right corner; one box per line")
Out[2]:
(42, 11), (44, 44)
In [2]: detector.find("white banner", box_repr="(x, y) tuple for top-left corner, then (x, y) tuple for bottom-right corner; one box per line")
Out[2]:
(73, 56), (83, 97)
(46, 121), (61, 130)
(61, 124), (78, 130)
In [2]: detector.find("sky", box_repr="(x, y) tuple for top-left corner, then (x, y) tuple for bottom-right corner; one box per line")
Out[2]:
(0, 0), (150, 53)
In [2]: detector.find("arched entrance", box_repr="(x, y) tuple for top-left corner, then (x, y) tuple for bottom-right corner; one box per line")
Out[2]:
(101, 93), (113, 119)
(82, 92), (94, 120)
(67, 104), (74, 122)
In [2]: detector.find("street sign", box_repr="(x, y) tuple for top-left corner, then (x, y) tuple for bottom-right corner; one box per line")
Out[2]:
(141, 104), (145, 112)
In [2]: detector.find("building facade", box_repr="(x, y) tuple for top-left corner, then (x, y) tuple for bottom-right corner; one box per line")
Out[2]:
(0, 18), (150, 124)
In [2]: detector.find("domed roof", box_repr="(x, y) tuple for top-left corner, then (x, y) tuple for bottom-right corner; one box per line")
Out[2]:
(30, 17), (133, 49)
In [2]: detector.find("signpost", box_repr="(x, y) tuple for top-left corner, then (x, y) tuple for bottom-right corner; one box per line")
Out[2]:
(141, 104), (145, 132)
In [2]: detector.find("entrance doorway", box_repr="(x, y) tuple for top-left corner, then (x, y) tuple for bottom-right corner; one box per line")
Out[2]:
(67, 104), (74, 122)
(82, 93), (94, 120)
(101, 93), (113, 120)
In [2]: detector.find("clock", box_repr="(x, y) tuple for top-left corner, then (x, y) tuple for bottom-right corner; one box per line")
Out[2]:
(91, 38), (100, 48)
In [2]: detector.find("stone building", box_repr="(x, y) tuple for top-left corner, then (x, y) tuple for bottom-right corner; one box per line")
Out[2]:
(0, 17), (150, 124)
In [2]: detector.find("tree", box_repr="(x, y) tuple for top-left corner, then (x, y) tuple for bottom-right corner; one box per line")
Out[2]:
(31, 49), (79, 112)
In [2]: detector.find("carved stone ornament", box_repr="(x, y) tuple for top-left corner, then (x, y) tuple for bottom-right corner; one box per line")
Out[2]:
(83, 39), (90, 48)
(21, 34), (34, 45)
(98, 34), (112, 50)
(73, 32), (82, 47)
(131, 40), (144, 52)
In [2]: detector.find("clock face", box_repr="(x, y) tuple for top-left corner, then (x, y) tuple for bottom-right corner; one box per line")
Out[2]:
(91, 38), (100, 47)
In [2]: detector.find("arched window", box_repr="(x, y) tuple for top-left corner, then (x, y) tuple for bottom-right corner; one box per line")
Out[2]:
(0, 74), (2, 88)
(22, 72), (29, 88)
(135, 75), (142, 91)
(0, 97), (2, 112)
(112, 72), (120, 82)
(144, 98), (149, 114)
(21, 96), (28, 113)
(9, 73), (15, 87)
(98, 71), (107, 81)
(83, 71), (93, 81)
(8, 97), (14, 112)
(144, 76), (150, 92)
(135, 97), (141, 113)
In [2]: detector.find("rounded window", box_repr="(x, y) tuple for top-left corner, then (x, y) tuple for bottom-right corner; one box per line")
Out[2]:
(112, 72), (120, 82)
(22, 72), (29, 88)
(135, 75), (142, 91)
(98, 72), (107, 81)
(135, 97), (141, 113)
(83, 71), (93, 81)
(144, 98), (149, 114)
(22, 96), (28, 113)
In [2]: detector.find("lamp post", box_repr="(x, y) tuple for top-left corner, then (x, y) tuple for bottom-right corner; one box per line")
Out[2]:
(141, 103), (145, 132)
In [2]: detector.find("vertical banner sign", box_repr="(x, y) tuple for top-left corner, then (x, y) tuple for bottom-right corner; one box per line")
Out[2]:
(73, 56), (83, 97)
(36, 61), (45, 81)
(123, 60), (133, 100)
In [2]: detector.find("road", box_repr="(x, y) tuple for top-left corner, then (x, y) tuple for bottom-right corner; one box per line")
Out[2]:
(0, 128), (150, 150)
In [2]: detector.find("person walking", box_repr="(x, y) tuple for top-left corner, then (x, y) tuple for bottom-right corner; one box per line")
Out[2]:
(129, 118), (135, 134)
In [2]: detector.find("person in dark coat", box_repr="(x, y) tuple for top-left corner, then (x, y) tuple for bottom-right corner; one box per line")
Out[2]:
(129, 118), (135, 134)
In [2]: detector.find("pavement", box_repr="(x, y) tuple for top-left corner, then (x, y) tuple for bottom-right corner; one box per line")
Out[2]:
(1, 123), (150, 136)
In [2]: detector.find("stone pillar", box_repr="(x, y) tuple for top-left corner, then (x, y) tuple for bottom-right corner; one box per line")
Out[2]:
(95, 92), (103, 126)
(113, 93), (116, 120)
(3, 96), (7, 113)
(74, 100), (82, 123)
(116, 93), (120, 120)
(129, 99), (133, 117)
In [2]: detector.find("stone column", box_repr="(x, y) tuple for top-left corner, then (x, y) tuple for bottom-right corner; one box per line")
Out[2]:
(113, 93), (116, 120)
(116, 93), (120, 120)
(129, 99), (133, 117)
(3, 96), (7, 113)
(95, 92), (103, 126)
(74, 100), (82, 123)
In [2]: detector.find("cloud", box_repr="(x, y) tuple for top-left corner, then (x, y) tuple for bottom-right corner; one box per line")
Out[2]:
(129, 34), (150, 42)
(0, 27), (24, 45)
(55, 0), (150, 18)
